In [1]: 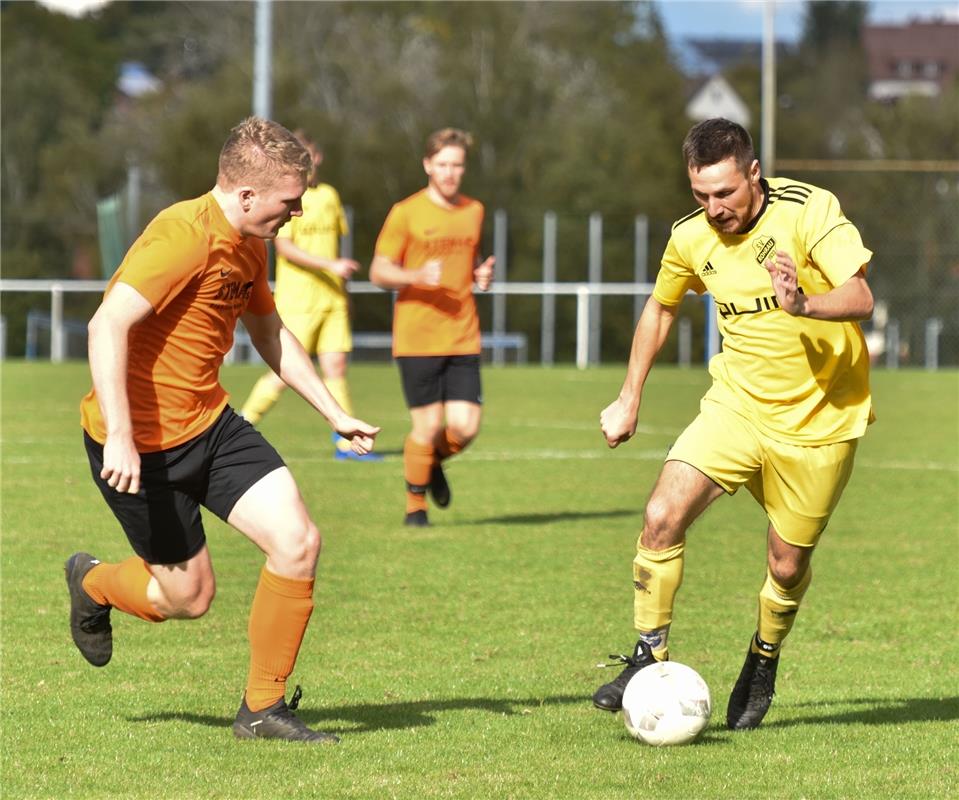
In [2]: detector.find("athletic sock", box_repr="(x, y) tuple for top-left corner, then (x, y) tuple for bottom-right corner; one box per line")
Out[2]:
(245, 566), (315, 712)
(633, 540), (685, 661)
(403, 435), (433, 513)
(240, 375), (284, 426)
(435, 428), (468, 462)
(82, 558), (166, 622)
(324, 376), (354, 416)
(755, 565), (812, 658)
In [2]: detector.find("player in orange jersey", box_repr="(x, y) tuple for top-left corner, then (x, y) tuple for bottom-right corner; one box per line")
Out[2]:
(370, 128), (495, 526)
(66, 117), (379, 744)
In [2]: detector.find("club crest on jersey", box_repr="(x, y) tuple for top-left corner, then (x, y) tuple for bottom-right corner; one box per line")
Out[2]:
(752, 235), (776, 265)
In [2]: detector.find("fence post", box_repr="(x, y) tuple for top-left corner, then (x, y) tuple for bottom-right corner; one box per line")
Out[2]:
(925, 318), (943, 371)
(885, 320), (900, 369)
(634, 214), (648, 325)
(576, 285), (590, 370)
(588, 212), (602, 365)
(51, 283), (65, 363)
(704, 295), (720, 362)
(492, 209), (508, 366)
(341, 206), (354, 259)
(541, 211), (557, 366)
(678, 317), (692, 366)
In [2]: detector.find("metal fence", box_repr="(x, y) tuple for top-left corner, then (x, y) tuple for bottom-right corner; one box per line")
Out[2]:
(1, 201), (955, 369)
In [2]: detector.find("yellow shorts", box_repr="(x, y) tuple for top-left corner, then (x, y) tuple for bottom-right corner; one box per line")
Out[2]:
(667, 398), (858, 547)
(280, 304), (352, 356)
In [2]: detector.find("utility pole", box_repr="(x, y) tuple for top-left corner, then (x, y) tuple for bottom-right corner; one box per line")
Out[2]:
(761, 0), (776, 177)
(253, 0), (273, 118)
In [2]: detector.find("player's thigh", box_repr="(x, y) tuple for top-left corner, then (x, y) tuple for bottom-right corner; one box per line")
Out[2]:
(316, 302), (352, 357)
(397, 356), (445, 409)
(666, 399), (764, 495)
(280, 310), (322, 355)
(409, 402), (446, 441)
(441, 355), (482, 405)
(84, 432), (207, 566)
(755, 438), (859, 547)
(226, 466), (319, 575)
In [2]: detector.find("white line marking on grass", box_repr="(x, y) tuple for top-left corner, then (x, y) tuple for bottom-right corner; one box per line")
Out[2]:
(494, 419), (681, 435)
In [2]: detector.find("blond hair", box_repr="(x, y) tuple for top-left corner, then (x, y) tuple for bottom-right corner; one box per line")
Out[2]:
(217, 117), (311, 190)
(424, 127), (474, 159)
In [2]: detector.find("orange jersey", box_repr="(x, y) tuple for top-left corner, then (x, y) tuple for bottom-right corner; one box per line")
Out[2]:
(80, 193), (275, 452)
(375, 189), (484, 356)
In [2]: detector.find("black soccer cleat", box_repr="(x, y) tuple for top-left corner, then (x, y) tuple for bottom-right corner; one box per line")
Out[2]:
(64, 552), (113, 667)
(726, 638), (780, 730)
(429, 463), (451, 508)
(403, 510), (430, 527)
(233, 686), (339, 744)
(592, 639), (658, 711)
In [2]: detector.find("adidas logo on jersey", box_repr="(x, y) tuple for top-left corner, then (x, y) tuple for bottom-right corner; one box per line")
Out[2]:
(700, 261), (717, 277)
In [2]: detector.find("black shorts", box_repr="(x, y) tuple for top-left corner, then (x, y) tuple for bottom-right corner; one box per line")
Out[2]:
(84, 406), (285, 565)
(396, 355), (483, 408)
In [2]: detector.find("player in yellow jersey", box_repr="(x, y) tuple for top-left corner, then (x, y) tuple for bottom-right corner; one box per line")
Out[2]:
(241, 130), (381, 461)
(592, 118), (875, 730)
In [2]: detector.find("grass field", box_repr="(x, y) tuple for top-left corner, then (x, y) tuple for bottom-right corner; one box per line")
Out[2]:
(2, 361), (957, 800)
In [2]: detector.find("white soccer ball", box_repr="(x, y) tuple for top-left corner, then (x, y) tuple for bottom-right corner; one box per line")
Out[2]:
(621, 661), (712, 746)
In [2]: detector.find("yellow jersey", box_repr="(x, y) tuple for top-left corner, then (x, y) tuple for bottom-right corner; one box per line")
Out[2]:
(654, 177), (874, 445)
(273, 183), (349, 314)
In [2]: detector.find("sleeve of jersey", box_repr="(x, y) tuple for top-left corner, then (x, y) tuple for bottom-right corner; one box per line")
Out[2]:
(652, 234), (705, 306)
(246, 242), (276, 316)
(374, 203), (408, 263)
(117, 220), (208, 315)
(803, 190), (874, 287)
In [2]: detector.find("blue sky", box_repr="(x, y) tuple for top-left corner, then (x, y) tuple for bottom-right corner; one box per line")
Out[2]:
(656, 0), (959, 42)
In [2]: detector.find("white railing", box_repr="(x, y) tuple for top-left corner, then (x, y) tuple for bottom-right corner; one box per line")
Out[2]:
(0, 278), (720, 369)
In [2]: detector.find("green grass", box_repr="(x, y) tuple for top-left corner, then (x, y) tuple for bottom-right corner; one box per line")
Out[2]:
(2, 361), (958, 800)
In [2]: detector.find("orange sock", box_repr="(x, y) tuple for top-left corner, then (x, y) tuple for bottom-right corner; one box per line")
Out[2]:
(436, 428), (468, 462)
(245, 567), (315, 712)
(82, 558), (166, 622)
(404, 435), (433, 513)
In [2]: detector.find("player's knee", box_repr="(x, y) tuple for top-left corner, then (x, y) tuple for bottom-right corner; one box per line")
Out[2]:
(276, 517), (322, 570)
(767, 551), (808, 589)
(446, 422), (478, 446)
(642, 498), (685, 549)
(169, 579), (215, 619)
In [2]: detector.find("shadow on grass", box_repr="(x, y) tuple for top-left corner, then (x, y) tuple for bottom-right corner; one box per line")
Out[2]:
(465, 509), (639, 526)
(766, 696), (959, 729)
(128, 694), (586, 735)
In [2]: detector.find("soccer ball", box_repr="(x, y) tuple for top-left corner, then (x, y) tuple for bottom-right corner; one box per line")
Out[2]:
(621, 661), (711, 746)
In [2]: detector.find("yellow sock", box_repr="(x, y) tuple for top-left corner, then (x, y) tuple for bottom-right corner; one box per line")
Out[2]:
(633, 540), (685, 661)
(241, 374), (284, 425)
(325, 376), (353, 415)
(325, 377), (354, 451)
(756, 565), (812, 657)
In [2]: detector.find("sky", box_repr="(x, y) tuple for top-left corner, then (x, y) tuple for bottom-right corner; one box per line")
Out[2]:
(656, 0), (959, 42)
(36, 0), (959, 40)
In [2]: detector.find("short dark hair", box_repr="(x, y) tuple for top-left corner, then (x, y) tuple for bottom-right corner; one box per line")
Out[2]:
(682, 118), (756, 174)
